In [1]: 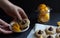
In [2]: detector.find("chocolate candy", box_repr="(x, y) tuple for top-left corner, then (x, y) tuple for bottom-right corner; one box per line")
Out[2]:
(38, 30), (43, 34)
(59, 35), (60, 37)
(47, 36), (53, 38)
(21, 20), (26, 25)
(48, 27), (53, 31)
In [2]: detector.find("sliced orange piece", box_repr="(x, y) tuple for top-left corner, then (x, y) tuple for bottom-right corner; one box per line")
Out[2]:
(12, 22), (21, 32)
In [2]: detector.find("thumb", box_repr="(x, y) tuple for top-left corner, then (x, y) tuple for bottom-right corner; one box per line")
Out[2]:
(0, 28), (12, 34)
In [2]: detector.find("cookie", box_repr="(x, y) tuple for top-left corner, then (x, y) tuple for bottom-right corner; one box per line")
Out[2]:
(18, 19), (30, 30)
(56, 27), (60, 33)
(45, 26), (55, 35)
(56, 33), (60, 38)
(35, 30), (45, 38)
(45, 35), (55, 38)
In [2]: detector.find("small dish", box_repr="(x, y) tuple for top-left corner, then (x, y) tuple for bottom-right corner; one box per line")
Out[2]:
(9, 21), (30, 32)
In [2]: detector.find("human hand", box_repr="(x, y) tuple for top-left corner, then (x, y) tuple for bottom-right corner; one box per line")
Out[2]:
(0, 19), (12, 34)
(4, 5), (28, 20)
(0, 0), (29, 34)
(0, 0), (28, 21)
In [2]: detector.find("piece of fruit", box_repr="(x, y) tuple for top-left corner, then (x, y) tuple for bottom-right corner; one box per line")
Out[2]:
(12, 25), (21, 32)
(44, 13), (50, 20)
(45, 7), (49, 11)
(12, 22), (21, 32)
(13, 22), (20, 28)
(38, 4), (46, 11)
(39, 4), (46, 9)
(38, 13), (49, 22)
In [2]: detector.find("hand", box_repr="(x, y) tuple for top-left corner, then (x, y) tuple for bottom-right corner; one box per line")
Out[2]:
(0, 19), (12, 34)
(4, 5), (28, 20)
(0, 0), (28, 34)
(0, 0), (28, 20)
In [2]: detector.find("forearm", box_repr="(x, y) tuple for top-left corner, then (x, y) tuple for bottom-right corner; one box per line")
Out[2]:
(0, 0), (13, 10)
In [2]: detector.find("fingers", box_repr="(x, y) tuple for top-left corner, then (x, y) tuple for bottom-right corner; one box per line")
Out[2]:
(0, 28), (12, 34)
(15, 10), (22, 20)
(0, 19), (12, 34)
(18, 8), (28, 19)
(0, 19), (10, 27)
(0, 25), (4, 28)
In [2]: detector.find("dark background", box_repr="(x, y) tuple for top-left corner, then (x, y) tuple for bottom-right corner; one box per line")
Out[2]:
(0, 0), (60, 38)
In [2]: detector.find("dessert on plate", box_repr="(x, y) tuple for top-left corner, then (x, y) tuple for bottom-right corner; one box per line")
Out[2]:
(45, 26), (55, 35)
(18, 19), (30, 30)
(56, 27), (60, 33)
(35, 30), (45, 38)
(10, 19), (30, 32)
(56, 33), (60, 38)
(45, 35), (55, 38)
